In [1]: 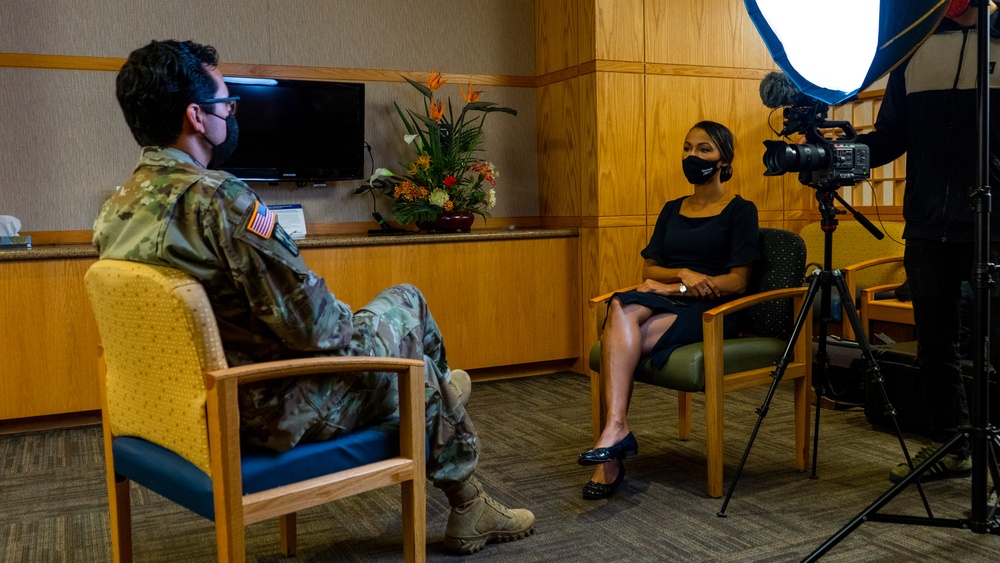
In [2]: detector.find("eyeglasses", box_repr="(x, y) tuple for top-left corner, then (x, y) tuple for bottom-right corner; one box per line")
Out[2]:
(195, 96), (240, 116)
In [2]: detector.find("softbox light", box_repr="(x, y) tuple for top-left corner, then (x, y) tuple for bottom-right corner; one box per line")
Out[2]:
(745, 0), (950, 105)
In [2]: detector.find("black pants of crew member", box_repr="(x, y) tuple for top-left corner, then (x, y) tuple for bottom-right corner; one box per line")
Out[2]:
(905, 239), (1000, 456)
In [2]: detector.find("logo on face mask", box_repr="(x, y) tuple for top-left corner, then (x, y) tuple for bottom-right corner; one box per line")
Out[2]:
(681, 155), (721, 185)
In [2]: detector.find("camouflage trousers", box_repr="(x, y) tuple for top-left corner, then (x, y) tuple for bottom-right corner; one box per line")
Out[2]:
(239, 284), (478, 489)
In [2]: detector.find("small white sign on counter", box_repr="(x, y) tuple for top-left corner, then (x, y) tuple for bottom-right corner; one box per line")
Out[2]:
(271, 204), (306, 239)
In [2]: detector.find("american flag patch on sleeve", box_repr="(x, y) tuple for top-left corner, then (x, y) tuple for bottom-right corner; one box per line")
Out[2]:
(246, 201), (276, 239)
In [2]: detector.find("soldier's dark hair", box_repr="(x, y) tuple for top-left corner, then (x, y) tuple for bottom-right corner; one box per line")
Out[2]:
(691, 120), (735, 183)
(116, 40), (219, 147)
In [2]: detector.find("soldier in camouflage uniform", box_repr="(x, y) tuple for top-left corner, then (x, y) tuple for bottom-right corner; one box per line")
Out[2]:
(94, 39), (533, 554)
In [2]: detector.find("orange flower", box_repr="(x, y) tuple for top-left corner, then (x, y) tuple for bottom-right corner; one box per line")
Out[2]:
(427, 68), (446, 91)
(394, 180), (420, 201)
(444, 200), (455, 212)
(460, 81), (482, 103)
(430, 99), (445, 121)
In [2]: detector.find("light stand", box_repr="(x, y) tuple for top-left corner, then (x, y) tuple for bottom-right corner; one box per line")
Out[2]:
(804, 3), (1000, 559)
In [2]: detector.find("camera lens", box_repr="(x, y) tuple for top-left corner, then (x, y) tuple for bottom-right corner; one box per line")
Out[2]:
(763, 140), (831, 176)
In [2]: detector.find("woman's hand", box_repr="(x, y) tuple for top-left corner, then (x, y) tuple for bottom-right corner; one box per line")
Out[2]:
(679, 270), (722, 299)
(636, 279), (671, 295)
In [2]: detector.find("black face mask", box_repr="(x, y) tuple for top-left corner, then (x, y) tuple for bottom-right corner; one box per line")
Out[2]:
(681, 155), (721, 185)
(202, 113), (239, 168)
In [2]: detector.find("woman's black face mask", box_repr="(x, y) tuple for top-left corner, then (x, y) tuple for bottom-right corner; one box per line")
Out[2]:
(681, 155), (720, 185)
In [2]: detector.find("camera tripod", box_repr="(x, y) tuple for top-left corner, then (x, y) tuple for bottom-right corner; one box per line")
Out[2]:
(718, 187), (932, 517)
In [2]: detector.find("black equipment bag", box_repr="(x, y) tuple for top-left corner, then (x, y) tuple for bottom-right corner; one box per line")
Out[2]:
(863, 341), (999, 438)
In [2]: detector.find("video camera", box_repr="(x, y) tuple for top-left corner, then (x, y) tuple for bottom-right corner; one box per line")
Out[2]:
(759, 72), (870, 189)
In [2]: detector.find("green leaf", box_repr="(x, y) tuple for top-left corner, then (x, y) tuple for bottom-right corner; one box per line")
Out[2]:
(394, 102), (417, 135)
(465, 101), (518, 116)
(403, 76), (433, 99)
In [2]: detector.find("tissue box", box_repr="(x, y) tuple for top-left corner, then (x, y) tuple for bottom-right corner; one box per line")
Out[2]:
(0, 235), (32, 250)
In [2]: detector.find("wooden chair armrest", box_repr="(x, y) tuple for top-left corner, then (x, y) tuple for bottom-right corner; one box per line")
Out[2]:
(203, 356), (427, 530)
(206, 356), (426, 388)
(588, 284), (640, 308)
(860, 283), (905, 301)
(701, 287), (807, 322)
(842, 255), (904, 272)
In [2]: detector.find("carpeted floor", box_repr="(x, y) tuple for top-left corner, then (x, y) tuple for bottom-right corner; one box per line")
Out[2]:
(1, 372), (998, 562)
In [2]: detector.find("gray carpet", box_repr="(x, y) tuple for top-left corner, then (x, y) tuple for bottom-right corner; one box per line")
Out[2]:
(1, 372), (998, 562)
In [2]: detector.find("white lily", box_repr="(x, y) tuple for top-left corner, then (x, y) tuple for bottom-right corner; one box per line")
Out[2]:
(404, 133), (424, 151)
(368, 167), (393, 184)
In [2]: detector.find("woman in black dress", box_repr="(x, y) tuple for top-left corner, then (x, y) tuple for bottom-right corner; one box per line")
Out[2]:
(578, 120), (759, 499)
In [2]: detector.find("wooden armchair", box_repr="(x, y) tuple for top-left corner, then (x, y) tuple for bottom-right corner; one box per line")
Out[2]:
(587, 228), (812, 497)
(84, 260), (427, 562)
(859, 276), (914, 343)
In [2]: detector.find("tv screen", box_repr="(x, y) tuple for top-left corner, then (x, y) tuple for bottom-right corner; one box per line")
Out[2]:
(221, 78), (365, 183)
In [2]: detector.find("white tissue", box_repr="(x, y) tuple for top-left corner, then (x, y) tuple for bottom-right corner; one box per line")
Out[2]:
(0, 215), (21, 236)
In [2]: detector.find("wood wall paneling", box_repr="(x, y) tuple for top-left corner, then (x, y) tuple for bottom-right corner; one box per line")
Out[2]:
(579, 226), (647, 359)
(536, 0), (580, 75)
(0, 237), (580, 421)
(301, 238), (580, 371)
(0, 259), (101, 419)
(537, 79), (583, 216)
(578, 0), (596, 65)
(579, 72), (599, 216)
(596, 72), (646, 217)
(645, 74), (782, 216)
(594, 0), (644, 63)
(644, 0), (776, 69)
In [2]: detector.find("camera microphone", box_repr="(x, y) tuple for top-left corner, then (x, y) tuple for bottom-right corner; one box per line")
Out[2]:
(759, 71), (806, 109)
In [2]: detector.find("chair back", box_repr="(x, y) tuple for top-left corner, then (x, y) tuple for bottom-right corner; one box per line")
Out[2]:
(741, 228), (807, 341)
(800, 220), (906, 288)
(84, 260), (228, 474)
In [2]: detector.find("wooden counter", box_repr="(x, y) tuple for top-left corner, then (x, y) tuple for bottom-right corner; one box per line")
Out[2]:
(0, 228), (581, 422)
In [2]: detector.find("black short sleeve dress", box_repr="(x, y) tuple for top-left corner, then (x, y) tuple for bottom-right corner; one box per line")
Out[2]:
(613, 194), (759, 369)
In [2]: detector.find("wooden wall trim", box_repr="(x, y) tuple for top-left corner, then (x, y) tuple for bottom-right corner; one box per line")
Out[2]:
(536, 66), (581, 87)
(644, 62), (772, 80)
(578, 60), (645, 75)
(0, 52), (536, 88)
(581, 216), (646, 228)
(0, 52), (124, 72)
(539, 216), (583, 228)
(536, 61), (777, 88)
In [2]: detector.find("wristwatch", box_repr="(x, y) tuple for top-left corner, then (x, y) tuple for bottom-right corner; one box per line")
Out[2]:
(679, 284), (688, 295)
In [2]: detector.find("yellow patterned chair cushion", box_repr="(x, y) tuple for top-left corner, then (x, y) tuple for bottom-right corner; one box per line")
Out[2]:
(85, 259), (227, 474)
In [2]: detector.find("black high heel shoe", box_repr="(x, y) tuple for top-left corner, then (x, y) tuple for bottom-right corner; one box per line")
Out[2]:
(582, 461), (625, 500)
(577, 432), (638, 466)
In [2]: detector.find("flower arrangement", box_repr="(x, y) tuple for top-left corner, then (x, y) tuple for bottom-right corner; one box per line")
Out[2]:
(356, 70), (517, 226)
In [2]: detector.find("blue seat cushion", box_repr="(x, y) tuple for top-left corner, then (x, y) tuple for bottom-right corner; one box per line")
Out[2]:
(112, 420), (404, 521)
(589, 337), (786, 393)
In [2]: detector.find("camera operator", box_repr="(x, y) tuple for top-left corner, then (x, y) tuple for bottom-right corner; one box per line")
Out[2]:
(857, 0), (1000, 483)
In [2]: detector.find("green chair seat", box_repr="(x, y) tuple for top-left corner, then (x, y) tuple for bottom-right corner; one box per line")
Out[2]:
(589, 337), (786, 393)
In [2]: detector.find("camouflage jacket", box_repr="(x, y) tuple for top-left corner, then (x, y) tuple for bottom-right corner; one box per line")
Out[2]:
(93, 146), (354, 366)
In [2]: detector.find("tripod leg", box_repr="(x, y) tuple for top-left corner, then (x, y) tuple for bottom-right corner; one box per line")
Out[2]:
(986, 431), (1000, 519)
(832, 271), (934, 517)
(717, 271), (822, 516)
(805, 432), (967, 561)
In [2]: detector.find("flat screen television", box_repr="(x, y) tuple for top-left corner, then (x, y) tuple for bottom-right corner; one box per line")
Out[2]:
(221, 77), (365, 183)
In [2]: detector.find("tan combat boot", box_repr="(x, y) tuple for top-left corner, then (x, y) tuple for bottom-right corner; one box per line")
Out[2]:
(443, 476), (535, 554)
(448, 369), (472, 408)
